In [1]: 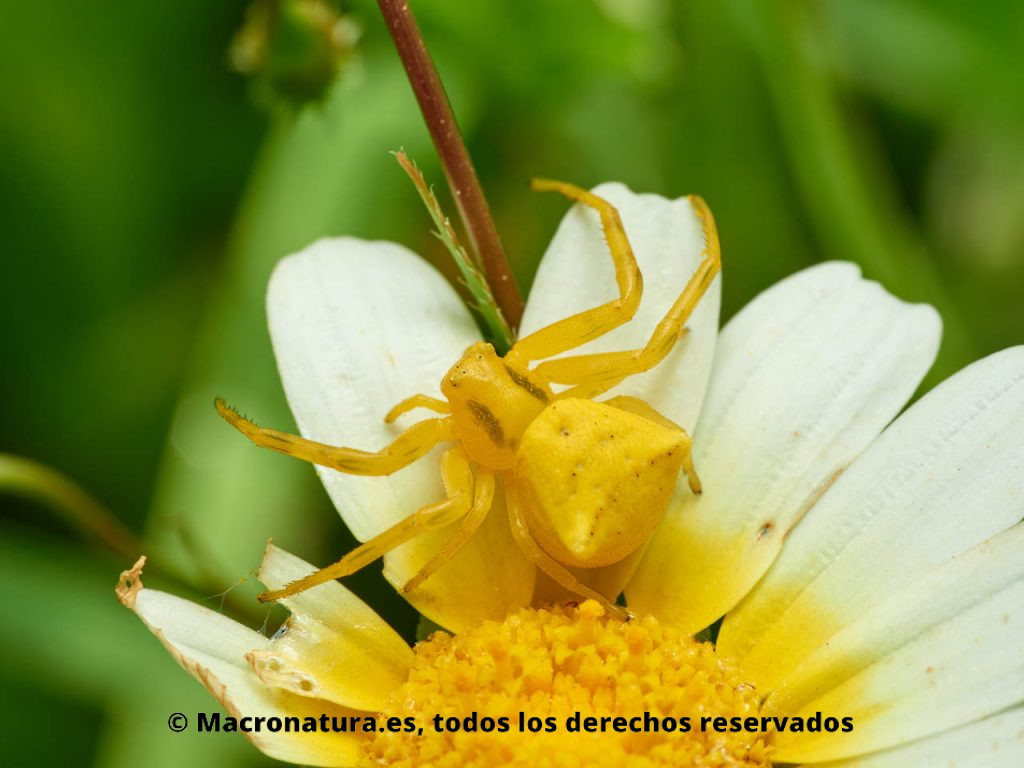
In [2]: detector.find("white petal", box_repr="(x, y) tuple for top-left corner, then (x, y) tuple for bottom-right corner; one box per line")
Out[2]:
(268, 238), (533, 631)
(767, 523), (1024, 715)
(806, 708), (1024, 768)
(117, 559), (362, 767)
(519, 182), (721, 432)
(720, 347), (1024, 694)
(627, 262), (941, 632)
(768, 524), (1024, 761)
(774, 579), (1024, 763)
(252, 543), (412, 711)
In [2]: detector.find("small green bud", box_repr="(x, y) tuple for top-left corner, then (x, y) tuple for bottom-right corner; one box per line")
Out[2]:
(230, 0), (360, 108)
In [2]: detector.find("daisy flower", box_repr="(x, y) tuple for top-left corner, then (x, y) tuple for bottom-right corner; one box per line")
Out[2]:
(119, 183), (1024, 766)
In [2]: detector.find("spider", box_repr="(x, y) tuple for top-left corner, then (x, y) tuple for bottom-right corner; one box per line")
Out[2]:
(216, 179), (720, 618)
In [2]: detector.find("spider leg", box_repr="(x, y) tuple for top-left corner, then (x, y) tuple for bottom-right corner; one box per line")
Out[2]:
(505, 180), (643, 366)
(532, 195), (721, 400)
(603, 395), (701, 494)
(258, 449), (474, 602)
(385, 394), (450, 423)
(401, 467), (496, 594)
(532, 332), (688, 398)
(576, 546), (649, 603)
(506, 483), (632, 621)
(216, 398), (451, 476)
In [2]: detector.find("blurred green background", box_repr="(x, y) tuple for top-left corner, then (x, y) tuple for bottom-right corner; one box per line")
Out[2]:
(1, 1), (1022, 765)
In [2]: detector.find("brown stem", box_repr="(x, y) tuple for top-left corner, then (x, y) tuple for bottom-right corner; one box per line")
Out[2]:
(376, 0), (523, 328)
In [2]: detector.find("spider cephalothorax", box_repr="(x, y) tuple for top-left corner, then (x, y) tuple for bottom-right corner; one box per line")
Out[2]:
(217, 180), (720, 617)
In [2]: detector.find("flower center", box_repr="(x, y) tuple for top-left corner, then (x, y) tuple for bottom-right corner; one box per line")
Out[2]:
(360, 601), (771, 767)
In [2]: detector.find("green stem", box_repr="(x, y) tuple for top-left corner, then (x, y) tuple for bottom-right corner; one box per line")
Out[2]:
(0, 453), (265, 622)
(0, 453), (141, 560)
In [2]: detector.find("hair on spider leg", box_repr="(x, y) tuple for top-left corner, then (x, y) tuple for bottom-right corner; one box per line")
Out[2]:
(214, 396), (258, 426)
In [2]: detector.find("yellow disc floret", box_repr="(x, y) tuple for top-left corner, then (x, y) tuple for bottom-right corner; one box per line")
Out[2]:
(361, 601), (771, 767)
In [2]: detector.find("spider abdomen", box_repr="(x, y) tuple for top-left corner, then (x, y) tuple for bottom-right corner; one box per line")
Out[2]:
(513, 398), (686, 569)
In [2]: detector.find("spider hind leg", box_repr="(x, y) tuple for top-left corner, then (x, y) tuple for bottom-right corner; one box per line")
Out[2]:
(401, 468), (496, 594)
(506, 483), (632, 621)
(258, 449), (476, 602)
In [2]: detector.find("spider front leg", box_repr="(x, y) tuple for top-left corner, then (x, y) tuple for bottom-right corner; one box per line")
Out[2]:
(385, 394), (450, 423)
(215, 398), (452, 475)
(532, 195), (721, 401)
(506, 483), (632, 621)
(259, 448), (475, 602)
(505, 180), (643, 366)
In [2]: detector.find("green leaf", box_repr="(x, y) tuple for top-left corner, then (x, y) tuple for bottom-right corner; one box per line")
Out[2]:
(394, 150), (514, 353)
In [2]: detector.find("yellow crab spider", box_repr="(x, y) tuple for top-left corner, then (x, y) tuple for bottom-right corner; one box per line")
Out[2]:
(216, 179), (720, 618)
